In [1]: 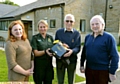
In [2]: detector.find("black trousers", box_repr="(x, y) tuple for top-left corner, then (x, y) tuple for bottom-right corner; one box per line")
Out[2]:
(33, 59), (54, 84)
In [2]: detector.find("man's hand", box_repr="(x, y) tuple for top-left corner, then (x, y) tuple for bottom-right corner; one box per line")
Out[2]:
(64, 49), (73, 57)
(109, 73), (116, 82)
(62, 43), (69, 49)
(80, 66), (85, 73)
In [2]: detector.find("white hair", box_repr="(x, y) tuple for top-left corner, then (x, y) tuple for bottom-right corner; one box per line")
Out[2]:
(90, 15), (105, 29)
(64, 14), (75, 22)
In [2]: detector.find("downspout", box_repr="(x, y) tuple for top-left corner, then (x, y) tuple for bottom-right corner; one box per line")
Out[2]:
(32, 11), (35, 35)
(60, 4), (64, 28)
(104, 0), (108, 30)
(32, 20), (35, 35)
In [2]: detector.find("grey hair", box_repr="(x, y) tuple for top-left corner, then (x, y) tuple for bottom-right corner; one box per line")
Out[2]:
(90, 15), (105, 29)
(64, 14), (75, 22)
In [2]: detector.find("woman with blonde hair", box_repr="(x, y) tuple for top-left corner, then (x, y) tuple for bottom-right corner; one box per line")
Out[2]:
(5, 20), (34, 81)
(31, 20), (54, 84)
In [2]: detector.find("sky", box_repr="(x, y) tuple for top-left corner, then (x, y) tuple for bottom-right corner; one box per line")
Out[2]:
(11, 0), (37, 6)
(1, 0), (37, 6)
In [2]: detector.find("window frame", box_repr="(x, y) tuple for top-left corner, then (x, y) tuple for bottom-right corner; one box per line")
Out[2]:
(50, 19), (56, 28)
(80, 19), (86, 32)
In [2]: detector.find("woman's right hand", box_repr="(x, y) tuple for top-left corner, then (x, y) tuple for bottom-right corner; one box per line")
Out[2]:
(45, 48), (53, 56)
(13, 65), (34, 76)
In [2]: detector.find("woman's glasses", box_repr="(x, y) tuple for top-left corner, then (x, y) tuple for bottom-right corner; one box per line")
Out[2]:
(66, 20), (73, 23)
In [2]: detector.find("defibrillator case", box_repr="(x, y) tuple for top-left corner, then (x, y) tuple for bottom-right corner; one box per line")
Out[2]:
(50, 42), (67, 59)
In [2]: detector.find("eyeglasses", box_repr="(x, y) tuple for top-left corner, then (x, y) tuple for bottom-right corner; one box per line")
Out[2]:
(66, 20), (73, 23)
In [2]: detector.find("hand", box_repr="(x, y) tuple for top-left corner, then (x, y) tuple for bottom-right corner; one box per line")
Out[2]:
(80, 66), (85, 73)
(24, 69), (34, 76)
(62, 43), (69, 49)
(64, 49), (73, 57)
(30, 67), (34, 74)
(45, 48), (53, 56)
(109, 73), (116, 82)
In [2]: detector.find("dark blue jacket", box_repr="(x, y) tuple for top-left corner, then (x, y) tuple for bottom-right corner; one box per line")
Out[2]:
(55, 28), (81, 63)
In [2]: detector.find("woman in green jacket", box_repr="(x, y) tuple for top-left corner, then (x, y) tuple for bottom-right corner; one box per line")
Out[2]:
(31, 20), (54, 84)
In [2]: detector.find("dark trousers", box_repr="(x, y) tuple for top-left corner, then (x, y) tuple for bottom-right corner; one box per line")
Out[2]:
(85, 67), (109, 84)
(33, 59), (54, 84)
(56, 61), (76, 84)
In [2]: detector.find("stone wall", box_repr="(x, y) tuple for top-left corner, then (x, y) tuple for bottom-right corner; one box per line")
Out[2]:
(34, 0), (120, 44)
(64, 0), (93, 42)
(34, 6), (63, 36)
(92, 0), (120, 44)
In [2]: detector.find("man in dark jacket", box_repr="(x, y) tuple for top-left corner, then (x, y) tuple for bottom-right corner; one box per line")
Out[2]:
(55, 14), (81, 84)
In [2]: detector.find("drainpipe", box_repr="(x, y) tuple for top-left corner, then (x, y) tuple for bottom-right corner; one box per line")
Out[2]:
(60, 4), (64, 28)
(104, 0), (108, 30)
(32, 20), (35, 35)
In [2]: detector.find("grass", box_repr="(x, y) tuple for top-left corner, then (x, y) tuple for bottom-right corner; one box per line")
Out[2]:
(0, 50), (85, 83)
(29, 68), (85, 83)
(117, 44), (120, 52)
(0, 50), (8, 81)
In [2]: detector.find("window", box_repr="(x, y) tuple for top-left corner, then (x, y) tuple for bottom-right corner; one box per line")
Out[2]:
(50, 19), (56, 28)
(0, 21), (10, 31)
(0, 21), (5, 30)
(80, 19), (86, 32)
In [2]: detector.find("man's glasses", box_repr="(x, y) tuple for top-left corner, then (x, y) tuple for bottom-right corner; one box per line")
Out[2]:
(66, 20), (73, 23)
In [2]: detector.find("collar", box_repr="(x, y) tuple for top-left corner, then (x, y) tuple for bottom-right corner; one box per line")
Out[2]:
(90, 30), (104, 36)
(64, 28), (74, 33)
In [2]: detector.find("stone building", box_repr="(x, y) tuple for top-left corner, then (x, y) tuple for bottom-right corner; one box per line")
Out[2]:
(0, 0), (120, 44)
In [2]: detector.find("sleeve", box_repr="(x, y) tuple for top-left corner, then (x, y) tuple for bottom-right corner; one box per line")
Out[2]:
(31, 36), (38, 50)
(80, 45), (86, 67)
(80, 35), (89, 67)
(5, 41), (17, 70)
(51, 36), (54, 43)
(31, 51), (34, 60)
(55, 30), (59, 40)
(50, 35), (54, 43)
(107, 35), (119, 74)
(72, 32), (81, 54)
(26, 39), (34, 60)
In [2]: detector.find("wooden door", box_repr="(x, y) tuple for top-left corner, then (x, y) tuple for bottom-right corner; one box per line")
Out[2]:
(24, 23), (28, 37)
